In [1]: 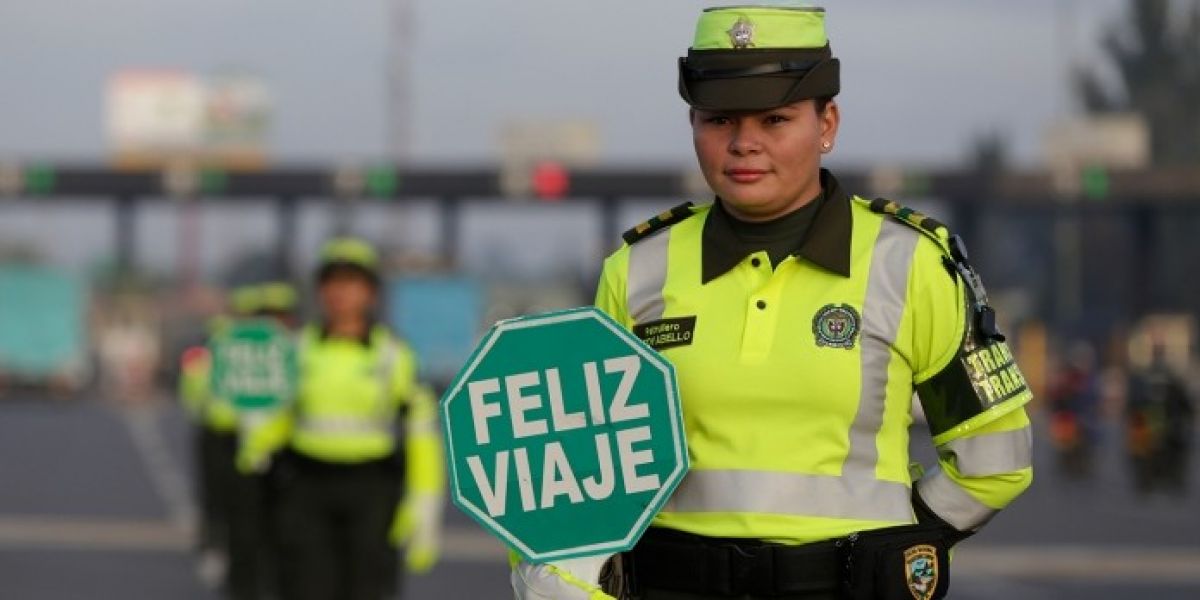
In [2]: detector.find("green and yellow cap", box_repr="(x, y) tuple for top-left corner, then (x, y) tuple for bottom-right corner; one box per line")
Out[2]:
(229, 282), (299, 316)
(679, 5), (840, 111)
(256, 281), (298, 314)
(317, 237), (380, 285)
(230, 284), (263, 317)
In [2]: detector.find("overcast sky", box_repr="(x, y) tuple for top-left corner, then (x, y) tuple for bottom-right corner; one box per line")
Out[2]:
(0, 0), (1126, 168)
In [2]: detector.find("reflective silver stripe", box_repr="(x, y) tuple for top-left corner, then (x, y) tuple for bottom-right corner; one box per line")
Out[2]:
(663, 469), (914, 523)
(844, 218), (920, 480)
(916, 466), (997, 531)
(658, 218), (922, 524)
(298, 417), (392, 436)
(374, 333), (398, 422)
(626, 229), (671, 323)
(407, 416), (438, 437)
(938, 427), (1033, 477)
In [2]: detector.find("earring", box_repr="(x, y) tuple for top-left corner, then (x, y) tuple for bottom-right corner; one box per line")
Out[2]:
(821, 141), (832, 150)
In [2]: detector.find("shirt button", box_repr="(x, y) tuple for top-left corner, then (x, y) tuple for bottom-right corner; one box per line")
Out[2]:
(751, 257), (761, 268)
(756, 300), (767, 310)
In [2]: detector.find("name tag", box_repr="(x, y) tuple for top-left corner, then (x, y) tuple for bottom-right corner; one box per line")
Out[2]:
(634, 317), (697, 351)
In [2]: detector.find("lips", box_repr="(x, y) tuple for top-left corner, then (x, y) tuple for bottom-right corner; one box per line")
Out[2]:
(724, 168), (770, 184)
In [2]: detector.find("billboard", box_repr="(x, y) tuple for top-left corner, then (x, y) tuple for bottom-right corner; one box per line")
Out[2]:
(105, 69), (271, 170)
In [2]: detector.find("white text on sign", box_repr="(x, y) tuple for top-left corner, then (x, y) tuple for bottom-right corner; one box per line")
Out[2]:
(463, 355), (661, 517)
(220, 341), (289, 395)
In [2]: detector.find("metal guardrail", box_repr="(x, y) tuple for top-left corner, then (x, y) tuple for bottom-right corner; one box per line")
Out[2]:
(2, 164), (1199, 318)
(2, 164), (1200, 202)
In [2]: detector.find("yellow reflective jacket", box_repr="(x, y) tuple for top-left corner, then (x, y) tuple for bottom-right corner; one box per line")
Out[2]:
(178, 345), (238, 433)
(239, 324), (444, 498)
(595, 190), (1032, 544)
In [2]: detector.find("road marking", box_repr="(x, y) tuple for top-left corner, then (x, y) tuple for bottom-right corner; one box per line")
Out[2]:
(953, 545), (1200, 583)
(0, 515), (1197, 584)
(948, 576), (1061, 600)
(0, 515), (190, 551)
(0, 516), (509, 562)
(441, 527), (508, 562)
(119, 405), (197, 531)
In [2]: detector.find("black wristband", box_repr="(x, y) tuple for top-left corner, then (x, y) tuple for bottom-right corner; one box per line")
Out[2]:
(912, 486), (973, 546)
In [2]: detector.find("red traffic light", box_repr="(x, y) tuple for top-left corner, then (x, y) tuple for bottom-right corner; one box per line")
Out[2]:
(532, 161), (569, 201)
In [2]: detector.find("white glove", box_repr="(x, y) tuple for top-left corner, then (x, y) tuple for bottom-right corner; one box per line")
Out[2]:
(511, 554), (615, 600)
(389, 493), (444, 573)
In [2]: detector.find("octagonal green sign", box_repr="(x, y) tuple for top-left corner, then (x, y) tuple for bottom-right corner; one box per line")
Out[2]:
(442, 307), (688, 563)
(210, 318), (296, 411)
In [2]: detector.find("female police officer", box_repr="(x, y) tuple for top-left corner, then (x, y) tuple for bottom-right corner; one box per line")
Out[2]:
(240, 239), (444, 600)
(514, 5), (1033, 600)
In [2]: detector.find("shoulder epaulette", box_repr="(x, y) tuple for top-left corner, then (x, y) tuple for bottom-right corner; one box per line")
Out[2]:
(866, 196), (971, 264)
(622, 202), (696, 245)
(867, 198), (1003, 341)
(867, 197), (950, 241)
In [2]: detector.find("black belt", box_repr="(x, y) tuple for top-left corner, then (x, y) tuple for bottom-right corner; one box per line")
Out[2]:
(628, 527), (841, 597)
(281, 448), (401, 475)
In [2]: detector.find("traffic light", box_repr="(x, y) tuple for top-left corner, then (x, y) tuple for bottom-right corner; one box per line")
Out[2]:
(23, 165), (56, 195)
(366, 166), (398, 198)
(531, 161), (569, 201)
(200, 168), (228, 195)
(1081, 166), (1110, 201)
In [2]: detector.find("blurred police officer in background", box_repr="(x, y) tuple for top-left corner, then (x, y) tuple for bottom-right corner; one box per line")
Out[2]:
(180, 281), (299, 598)
(513, 5), (1034, 599)
(240, 238), (444, 600)
(1127, 343), (1194, 497)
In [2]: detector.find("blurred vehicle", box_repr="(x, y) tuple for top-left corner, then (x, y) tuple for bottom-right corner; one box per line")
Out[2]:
(0, 263), (91, 395)
(1048, 342), (1101, 480)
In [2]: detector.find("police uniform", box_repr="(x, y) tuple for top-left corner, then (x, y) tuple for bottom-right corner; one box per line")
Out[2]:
(181, 318), (240, 588)
(180, 282), (298, 599)
(587, 7), (1033, 600)
(180, 317), (239, 557)
(240, 240), (445, 600)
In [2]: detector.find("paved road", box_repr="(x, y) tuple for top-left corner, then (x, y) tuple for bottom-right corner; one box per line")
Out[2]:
(0, 393), (1196, 599)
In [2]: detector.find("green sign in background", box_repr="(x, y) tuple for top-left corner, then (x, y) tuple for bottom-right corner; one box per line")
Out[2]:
(442, 307), (688, 563)
(210, 319), (297, 411)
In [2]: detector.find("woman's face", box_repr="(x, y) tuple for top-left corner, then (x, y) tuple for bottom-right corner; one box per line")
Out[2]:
(318, 269), (376, 322)
(692, 99), (839, 222)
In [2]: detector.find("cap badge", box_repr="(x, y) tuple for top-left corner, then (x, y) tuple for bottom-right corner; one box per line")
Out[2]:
(727, 17), (756, 49)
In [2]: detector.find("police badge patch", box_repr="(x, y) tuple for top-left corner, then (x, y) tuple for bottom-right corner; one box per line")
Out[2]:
(904, 544), (939, 600)
(813, 304), (860, 349)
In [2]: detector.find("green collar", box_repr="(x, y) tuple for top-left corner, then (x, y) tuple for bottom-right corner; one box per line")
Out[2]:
(701, 168), (852, 283)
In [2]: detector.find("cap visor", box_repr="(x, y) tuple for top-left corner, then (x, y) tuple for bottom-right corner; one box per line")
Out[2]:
(680, 58), (839, 111)
(684, 76), (802, 111)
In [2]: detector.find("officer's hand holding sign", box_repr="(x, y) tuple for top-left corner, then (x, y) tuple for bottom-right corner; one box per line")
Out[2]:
(441, 307), (688, 599)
